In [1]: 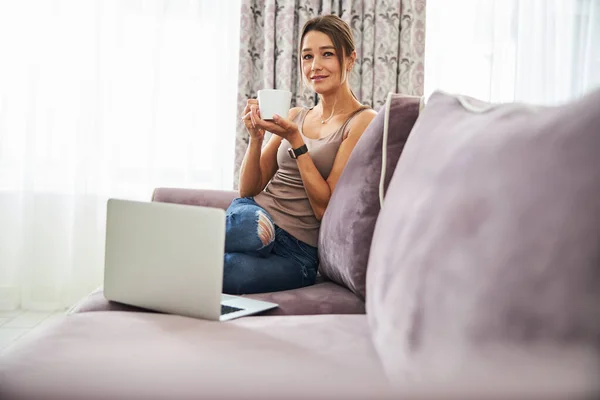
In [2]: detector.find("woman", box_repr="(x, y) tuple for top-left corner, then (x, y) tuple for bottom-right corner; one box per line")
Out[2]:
(223, 15), (376, 295)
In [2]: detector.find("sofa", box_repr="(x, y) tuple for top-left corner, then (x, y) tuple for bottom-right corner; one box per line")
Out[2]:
(1, 90), (599, 400)
(66, 188), (368, 317)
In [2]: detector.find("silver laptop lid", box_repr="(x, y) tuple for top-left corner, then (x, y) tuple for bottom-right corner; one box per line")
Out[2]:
(103, 198), (225, 320)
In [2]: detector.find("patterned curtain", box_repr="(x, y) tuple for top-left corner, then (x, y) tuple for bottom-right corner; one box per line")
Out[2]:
(234, 0), (426, 184)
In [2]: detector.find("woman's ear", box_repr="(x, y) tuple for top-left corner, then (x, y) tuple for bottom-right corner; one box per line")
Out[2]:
(347, 50), (357, 71)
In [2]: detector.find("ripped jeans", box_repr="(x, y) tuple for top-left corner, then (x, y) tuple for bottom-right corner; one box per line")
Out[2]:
(223, 197), (318, 295)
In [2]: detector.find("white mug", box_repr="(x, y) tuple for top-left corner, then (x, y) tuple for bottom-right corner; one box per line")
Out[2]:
(257, 89), (292, 120)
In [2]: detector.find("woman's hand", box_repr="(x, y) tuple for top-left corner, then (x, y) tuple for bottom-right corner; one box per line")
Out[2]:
(251, 106), (301, 144)
(242, 99), (266, 141)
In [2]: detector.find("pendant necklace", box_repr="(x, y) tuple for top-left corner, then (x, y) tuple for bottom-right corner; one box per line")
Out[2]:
(321, 108), (335, 124)
(320, 97), (341, 124)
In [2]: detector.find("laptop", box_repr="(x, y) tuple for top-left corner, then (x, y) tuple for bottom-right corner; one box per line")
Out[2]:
(103, 198), (278, 321)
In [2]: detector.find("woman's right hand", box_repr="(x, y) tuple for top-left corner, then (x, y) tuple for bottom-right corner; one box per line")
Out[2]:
(242, 99), (265, 141)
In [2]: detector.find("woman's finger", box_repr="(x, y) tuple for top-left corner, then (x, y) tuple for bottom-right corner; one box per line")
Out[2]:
(252, 104), (261, 120)
(257, 119), (281, 133)
(272, 114), (294, 133)
(250, 106), (258, 128)
(242, 111), (254, 130)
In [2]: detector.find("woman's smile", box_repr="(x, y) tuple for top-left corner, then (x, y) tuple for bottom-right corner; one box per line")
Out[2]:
(310, 75), (329, 82)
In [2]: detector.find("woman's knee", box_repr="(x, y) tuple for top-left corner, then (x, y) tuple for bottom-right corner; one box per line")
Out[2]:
(225, 203), (275, 253)
(256, 210), (275, 247)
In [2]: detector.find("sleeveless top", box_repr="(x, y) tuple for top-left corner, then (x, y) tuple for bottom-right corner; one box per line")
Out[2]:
(253, 106), (369, 247)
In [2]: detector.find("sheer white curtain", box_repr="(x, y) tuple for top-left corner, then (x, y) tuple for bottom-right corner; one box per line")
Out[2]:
(0, 0), (241, 311)
(424, 0), (600, 105)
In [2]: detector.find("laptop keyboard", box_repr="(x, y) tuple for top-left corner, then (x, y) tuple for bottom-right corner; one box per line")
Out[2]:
(221, 304), (244, 315)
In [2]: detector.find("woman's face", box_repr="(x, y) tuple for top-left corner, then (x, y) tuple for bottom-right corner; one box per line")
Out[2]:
(301, 30), (347, 95)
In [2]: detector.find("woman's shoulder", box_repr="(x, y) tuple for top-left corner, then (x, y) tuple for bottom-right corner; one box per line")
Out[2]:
(288, 106), (306, 121)
(346, 106), (377, 138)
(356, 106), (377, 122)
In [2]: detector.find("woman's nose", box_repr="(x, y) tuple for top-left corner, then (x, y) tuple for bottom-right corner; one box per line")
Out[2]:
(311, 58), (322, 71)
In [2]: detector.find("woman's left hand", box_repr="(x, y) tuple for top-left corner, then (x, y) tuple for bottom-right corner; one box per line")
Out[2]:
(253, 111), (301, 143)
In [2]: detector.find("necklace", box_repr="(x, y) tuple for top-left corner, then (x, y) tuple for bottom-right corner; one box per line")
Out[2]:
(321, 109), (335, 124)
(320, 107), (344, 124)
(320, 96), (340, 124)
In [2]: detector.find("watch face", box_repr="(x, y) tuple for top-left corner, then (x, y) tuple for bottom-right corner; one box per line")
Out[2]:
(287, 147), (296, 159)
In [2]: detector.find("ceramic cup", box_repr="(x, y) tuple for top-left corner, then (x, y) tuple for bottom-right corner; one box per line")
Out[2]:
(257, 89), (292, 120)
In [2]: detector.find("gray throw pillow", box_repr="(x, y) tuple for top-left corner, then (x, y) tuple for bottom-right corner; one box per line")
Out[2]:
(366, 90), (600, 390)
(318, 95), (421, 299)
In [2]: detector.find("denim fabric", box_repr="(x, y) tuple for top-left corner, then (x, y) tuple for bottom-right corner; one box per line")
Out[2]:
(223, 197), (318, 295)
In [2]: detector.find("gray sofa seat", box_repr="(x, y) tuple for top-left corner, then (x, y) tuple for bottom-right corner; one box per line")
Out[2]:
(0, 312), (389, 400)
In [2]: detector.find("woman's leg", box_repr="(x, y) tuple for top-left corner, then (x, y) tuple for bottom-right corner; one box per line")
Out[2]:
(223, 252), (314, 295)
(224, 197), (276, 257)
(223, 226), (319, 295)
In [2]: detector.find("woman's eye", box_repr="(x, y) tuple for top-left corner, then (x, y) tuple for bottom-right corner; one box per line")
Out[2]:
(303, 54), (313, 60)
(324, 52), (334, 57)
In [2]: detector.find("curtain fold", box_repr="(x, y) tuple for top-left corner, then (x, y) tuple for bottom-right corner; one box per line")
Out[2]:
(234, 0), (426, 184)
(0, 0), (241, 311)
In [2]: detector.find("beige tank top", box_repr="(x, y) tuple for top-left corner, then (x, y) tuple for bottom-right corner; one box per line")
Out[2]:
(254, 106), (368, 247)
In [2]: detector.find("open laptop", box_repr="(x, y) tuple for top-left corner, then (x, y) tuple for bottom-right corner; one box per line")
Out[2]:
(103, 198), (278, 321)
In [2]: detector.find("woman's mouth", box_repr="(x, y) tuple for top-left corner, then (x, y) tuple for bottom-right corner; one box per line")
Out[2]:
(311, 75), (328, 82)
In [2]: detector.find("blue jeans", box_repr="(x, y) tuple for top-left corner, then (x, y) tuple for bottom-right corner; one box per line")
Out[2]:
(223, 197), (318, 295)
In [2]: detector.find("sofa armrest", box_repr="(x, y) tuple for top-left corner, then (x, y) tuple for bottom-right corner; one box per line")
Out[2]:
(151, 187), (238, 210)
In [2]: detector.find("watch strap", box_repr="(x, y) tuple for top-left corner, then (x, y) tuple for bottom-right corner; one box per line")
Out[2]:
(288, 144), (308, 159)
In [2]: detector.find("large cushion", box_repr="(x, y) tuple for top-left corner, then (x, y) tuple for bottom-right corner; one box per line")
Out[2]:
(318, 95), (421, 299)
(69, 278), (365, 316)
(366, 90), (600, 391)
(0, 312), (389, 400)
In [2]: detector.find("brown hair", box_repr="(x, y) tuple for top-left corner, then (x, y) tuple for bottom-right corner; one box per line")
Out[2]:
(298, 14), (356, 88)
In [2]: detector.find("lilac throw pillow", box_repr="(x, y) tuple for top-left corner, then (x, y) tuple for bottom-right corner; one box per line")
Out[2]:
(318, 95), (421, 299)
(367, 90), (600, 388)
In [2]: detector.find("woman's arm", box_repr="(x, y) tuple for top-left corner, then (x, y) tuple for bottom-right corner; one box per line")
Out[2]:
(238, 104), (302, 197)
(238, 135), (274, 198)
(293, 110), (376, 220)
(323, 110), (376, 193)
(252, 107), (376, 220)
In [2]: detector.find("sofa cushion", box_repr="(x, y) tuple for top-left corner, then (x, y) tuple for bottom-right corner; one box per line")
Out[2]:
(366, 90), (600, 388)
(67, 287), (159, 314)
(318, 95), (421, 299)
(69, 279), (365, 316)
(0, 312), (389, 400)
(152, 187), (238, 210)
(242, 279), (365, 315)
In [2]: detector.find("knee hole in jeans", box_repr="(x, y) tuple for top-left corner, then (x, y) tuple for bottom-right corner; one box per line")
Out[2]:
(256, 211), (275, 246)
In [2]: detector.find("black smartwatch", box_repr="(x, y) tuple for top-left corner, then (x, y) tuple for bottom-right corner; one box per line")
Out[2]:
(287, 144), (308, 159)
